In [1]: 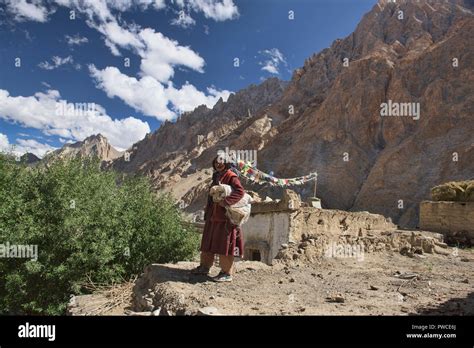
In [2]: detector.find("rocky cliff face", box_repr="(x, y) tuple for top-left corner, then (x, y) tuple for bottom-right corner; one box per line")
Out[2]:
(45, 134), (122, 163)
(99, 0), (472, 227)
(233, 0), (474, 227)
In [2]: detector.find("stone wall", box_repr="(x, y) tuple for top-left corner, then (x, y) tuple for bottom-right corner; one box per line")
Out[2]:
(289, 208), (397, 242)
(244, 190), (398, 264)
(420, 201), (474, 245)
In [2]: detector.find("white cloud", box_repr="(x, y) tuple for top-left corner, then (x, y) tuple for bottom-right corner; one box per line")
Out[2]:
(138, 28), (205, 82)
(188, 0), (239, 21)
(165, 82), (231, 113)
(65, 34), (89, 46)
(0, 133), (9, 151)
(5, 0), (51, 22)
(54, 0), (114, 22)
(259, 48), (287, 75)
(149, 0), (166, 10)
(94, 20), (144, 56)
(171, 10), (196, 28)
(5, 0), (239, 24)
(58, 137), (74, 144)
(262, 63), (278, 74)
(38, 55), (78, 70)
(0, 133), (57, 158)
(84, 13), (216, 115)
(0, 88), (150, 150)
(89, 65), (174, 120)
(89, 65), (231, 119)
(83, 15), (205, 81)
(53, 0), (239, 22)
(16, 138), (57, 158)
(84, 0), (166, 12)
(128, 0), (166, 10)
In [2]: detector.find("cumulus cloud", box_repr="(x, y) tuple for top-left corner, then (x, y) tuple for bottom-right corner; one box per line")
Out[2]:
(89, 65), (231, 119)
(259, 48), (287, 75)
(0, 88), (150, 150)
(165, 83), (231, 114)
(89, 65), (174, 120)
(0, 133), (57, 158)
(138, 28), (205, 82)
(93, 20), (144, 56)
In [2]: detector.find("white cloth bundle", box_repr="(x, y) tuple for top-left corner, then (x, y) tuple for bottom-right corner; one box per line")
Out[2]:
(209, 184), (253, 226)
(209, 184), (232, 203)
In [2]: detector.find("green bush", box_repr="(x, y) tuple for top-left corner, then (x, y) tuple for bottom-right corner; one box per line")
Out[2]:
(0, 154), (199, 315)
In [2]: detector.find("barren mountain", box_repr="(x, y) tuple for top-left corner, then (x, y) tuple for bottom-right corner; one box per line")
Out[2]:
(252, 0), (474, 227)
(45, 134), (122, 163)
(107, 0), (474, 227)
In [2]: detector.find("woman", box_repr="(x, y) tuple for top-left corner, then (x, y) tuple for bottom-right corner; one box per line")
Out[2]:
(191, 156), (245, 282)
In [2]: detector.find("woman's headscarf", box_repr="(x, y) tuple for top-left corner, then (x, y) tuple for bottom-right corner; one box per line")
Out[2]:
(212, 155), (233, 172)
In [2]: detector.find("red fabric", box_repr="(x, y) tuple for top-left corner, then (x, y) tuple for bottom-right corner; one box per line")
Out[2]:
(201, 169), (245, 256)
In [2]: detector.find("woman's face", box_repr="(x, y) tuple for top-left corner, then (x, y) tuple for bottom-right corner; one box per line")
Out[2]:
(214, 158), (226, 172)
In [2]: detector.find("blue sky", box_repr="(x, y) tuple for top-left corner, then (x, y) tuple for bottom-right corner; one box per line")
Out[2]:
(0, 0), (375, 157)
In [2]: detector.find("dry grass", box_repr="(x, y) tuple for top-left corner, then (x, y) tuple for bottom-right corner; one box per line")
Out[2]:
(431, 180), (474, 202)
(79, 275), (137, 315)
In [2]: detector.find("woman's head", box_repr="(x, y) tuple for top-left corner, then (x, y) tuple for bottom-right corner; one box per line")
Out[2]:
(212, 155), (231, 172)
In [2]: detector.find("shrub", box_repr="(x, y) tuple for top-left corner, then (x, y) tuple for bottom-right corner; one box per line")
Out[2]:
(0, 155), (199, 315)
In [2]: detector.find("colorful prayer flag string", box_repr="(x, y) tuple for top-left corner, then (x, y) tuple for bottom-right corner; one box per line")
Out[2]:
(233, 159), (317, 187)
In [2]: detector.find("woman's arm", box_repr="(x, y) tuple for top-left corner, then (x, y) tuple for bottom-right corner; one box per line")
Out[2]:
(205, 172), (221, 220)
(223, 176), (245, 206)
(204, 193), (213, 221)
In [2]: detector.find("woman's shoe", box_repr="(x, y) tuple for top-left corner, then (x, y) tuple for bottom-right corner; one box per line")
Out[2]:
(213, 272), (233, 282)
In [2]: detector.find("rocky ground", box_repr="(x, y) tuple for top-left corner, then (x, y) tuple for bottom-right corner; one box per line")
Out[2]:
(69, 244), (473, 316)
(129, 250), (473, 316)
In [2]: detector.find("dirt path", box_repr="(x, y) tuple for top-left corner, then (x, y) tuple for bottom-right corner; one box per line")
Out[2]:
(130, 248), (473, 316)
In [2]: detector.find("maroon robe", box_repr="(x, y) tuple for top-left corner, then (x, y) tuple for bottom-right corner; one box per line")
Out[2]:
(201, 169), (245, 256)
